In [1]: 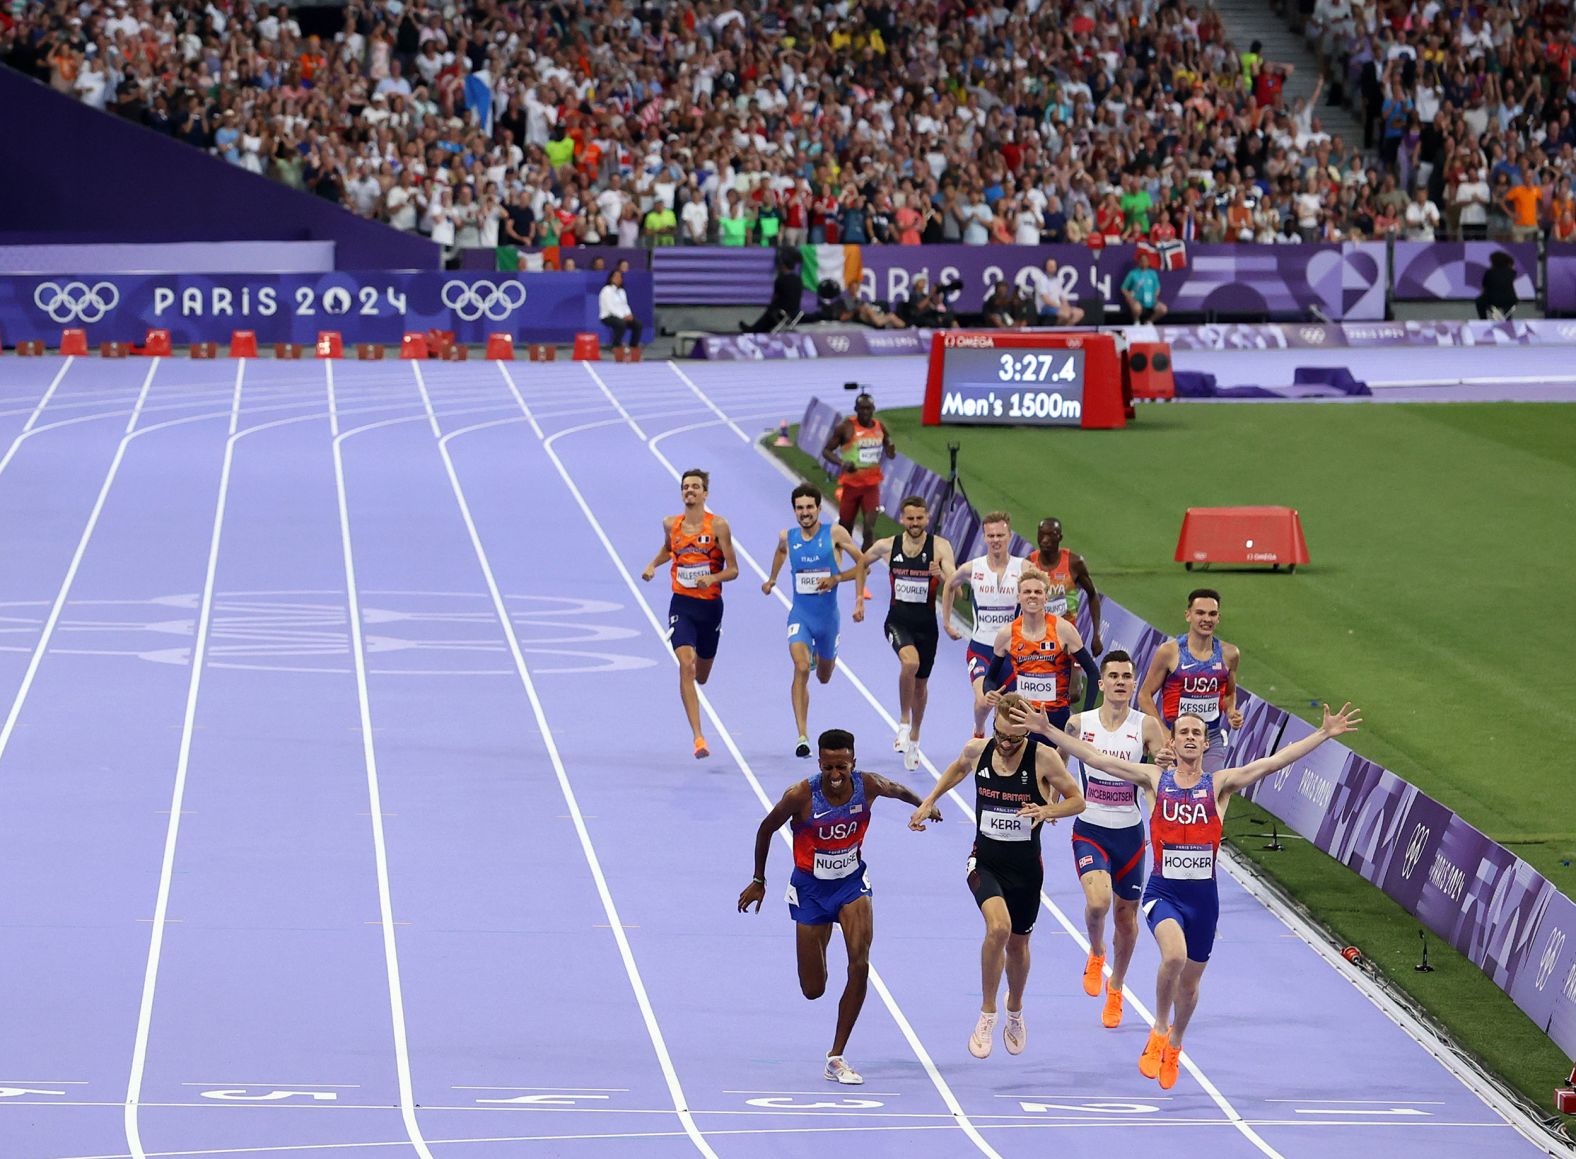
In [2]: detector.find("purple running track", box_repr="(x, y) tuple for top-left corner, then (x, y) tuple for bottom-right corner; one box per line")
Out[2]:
(0, 353), (1555, 1159)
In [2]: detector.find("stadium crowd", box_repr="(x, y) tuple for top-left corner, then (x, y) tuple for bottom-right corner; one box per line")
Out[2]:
(1, 0), (1572, 251)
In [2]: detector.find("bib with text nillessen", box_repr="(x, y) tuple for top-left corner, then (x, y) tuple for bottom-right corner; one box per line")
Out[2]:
(978, 805), (1033, 842)
(795, 569), (831, 595)
(813, 847), (862, 880)
(1160, 843), (1215, 880)
(894, 576), (930, 603)
(676, 563), (711, 589)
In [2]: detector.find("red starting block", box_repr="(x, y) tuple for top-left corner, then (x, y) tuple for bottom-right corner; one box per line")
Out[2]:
(100, 341), (130, 358)
(400, 332), (429, 359)
(485, 333), (515, 360)
(1174, 506), (1309, 572)
(16, 340), (45, 356)
(1557, 1086), (1576, 1115)
(315, 331), (343, 359)
(612, 345), (642, 363)
(229, 330), (258, 358)
(356, 343), (385, 360)
(140, 328), (172, 357)
(275, 343), (305, 360)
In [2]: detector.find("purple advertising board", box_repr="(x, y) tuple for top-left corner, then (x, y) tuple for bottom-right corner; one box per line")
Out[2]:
(796, 391), (1576, 1055)
(0, 271), (652, 346)
(1390, 241), (1536, 301)
(850, 241), (1388, 321)
(1548, 250), (1576, 314)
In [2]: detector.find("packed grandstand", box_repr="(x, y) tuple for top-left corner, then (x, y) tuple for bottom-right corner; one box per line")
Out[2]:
(2, 0), (1572, 251)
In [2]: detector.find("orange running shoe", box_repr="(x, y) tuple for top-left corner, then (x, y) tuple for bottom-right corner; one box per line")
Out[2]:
(1082, 952), (1106, 996)
(1138, 1028), (1168, 1079)
(1101, 983), (1124, 1028)
(694, 738), (710, 759)
(1158, 1043), (1182, 1090)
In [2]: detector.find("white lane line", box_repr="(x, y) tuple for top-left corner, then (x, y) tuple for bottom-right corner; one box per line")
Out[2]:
(0, 355), (72, 475)
(0, 360), (157, 775)
(126, 360), (246, 1159)
(414, 365), (719, 1159)
(327, 361), (436, 1159)
(653, 361), (1289, 1159)
(498, 362), (1005, 1159)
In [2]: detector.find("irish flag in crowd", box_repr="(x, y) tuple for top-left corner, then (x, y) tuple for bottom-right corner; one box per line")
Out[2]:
(801, 244), (863, 296)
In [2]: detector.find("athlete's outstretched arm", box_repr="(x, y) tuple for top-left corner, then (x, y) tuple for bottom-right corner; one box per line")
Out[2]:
(830, 524), (861, 588)
(867, 770), (940, 823)
(761, 529), (791, 595)
(640, 516), (674, 582)
(701, 516), (741, 589)
(1070, 551), (1103, 654)
(1222, 642), (1244, 729)
(1011, 703), (1157, 789)
(852, 537), (891, 623)
(1136, 640), (1176, 720)
(910, 743), (983, 830)
(1019, 745), (1085, 824)
(1217, 703), (1361, 799)
(738, 782), (811, 913)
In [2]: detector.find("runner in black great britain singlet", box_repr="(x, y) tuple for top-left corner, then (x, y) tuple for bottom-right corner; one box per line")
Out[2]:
(854, 495), (956, 770)
(911, 693), (1085, 1060)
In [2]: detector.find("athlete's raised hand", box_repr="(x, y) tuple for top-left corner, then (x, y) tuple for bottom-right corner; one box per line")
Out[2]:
(1155, 740), (1178, 769)
(1320, 702), (1361, 737)
(907, 803), (943, 831)
(737, 879), (766, 913)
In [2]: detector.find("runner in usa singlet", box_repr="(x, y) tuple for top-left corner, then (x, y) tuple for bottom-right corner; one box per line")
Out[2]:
(1141, 767), (1222, 963)
(1158, 632), (1229, 737)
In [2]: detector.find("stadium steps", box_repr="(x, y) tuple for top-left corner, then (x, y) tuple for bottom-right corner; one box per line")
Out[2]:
(1213, 0), (1368, 158)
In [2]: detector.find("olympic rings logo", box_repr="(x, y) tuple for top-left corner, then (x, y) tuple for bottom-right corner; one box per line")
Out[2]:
(33, 281), (121, 324)
(440, 278), (527, 322)
(1400, 823), (1430, 879)
(1535, 927), (1565, 991)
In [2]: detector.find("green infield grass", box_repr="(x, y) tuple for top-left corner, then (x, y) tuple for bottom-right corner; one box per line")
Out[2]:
(771, 400), (1576, 1121)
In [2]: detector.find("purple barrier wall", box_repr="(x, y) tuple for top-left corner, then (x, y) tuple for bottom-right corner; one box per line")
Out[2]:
(1390, 241), (1536, 301)
(0, 242), (336, 274)
(652, 246), (778, 305)
(1548, 251), (1576, 314)
(795, 392), (1576, 1057)
(0, 271), (652, 345)
(0, 67), (437, 272)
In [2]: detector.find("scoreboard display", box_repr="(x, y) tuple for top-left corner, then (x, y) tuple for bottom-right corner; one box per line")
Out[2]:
(922, 331), (1125, 429)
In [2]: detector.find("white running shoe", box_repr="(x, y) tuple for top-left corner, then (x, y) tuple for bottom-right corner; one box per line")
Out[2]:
(894, 722), (910, 752)
(1004, 1008), (1027, 1055)
(823, 1055), (864, 1085)
(968, 1011), (997, 1058)
(903, 739), (921, 771)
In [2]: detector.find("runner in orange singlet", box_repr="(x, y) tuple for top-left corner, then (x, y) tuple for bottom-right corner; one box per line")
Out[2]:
(641, 468), (739, 758)
(821, 392), (895, 552)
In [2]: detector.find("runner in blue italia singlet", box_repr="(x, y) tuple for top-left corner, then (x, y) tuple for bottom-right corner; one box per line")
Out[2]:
(740, 729), (939, 1086)
(763, 484), (862, 757)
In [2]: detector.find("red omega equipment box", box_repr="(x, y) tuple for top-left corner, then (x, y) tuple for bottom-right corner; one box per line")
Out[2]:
(923, 331), (1125, 430)
(1175, 507), (1310, 571)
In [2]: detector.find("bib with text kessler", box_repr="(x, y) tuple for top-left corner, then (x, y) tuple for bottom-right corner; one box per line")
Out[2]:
(795, 568), (831, 595)
(813, 847), (862, 880)
(676, 562), (711, 589)
(1178, 695), (1220, 720)
(1015, 673), (1059, 702)
(894, 576), (931, 603)
(1160, 843), (1216, 880)
(978, 805), (1033, 842)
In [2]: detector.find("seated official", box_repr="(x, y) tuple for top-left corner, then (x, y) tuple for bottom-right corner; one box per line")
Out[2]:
(599, 269), (642, 348)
